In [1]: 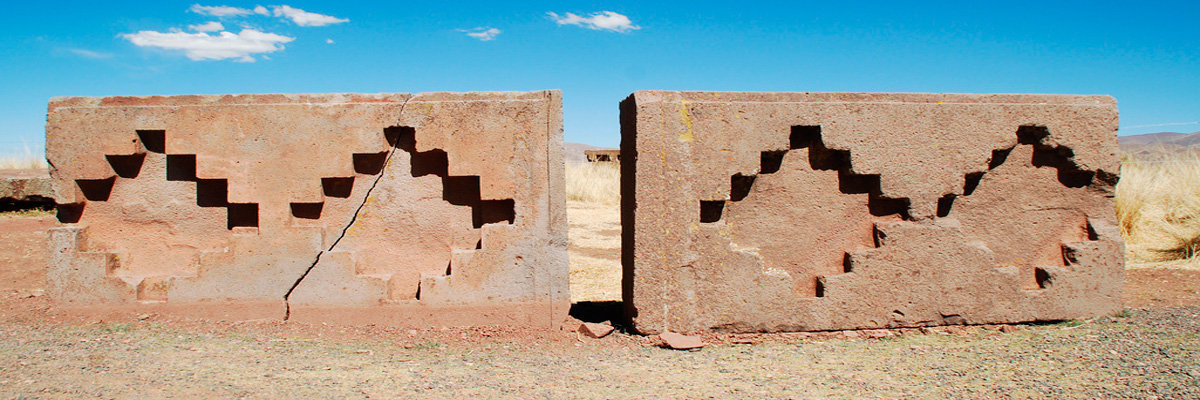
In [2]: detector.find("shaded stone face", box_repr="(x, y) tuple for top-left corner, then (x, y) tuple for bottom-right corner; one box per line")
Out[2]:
(46, 91), (567, 327)
(621, 91), (1123, 334)
(0, 169), (53, 211)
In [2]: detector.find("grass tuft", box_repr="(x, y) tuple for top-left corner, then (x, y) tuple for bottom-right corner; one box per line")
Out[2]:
(0, 144), (48, 169)
(1116, 150), (1200, 267)
(566, 162), (619, 205)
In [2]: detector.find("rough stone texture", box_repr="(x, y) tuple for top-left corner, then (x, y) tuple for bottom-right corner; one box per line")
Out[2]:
(621, 91), (1123, 334)
(0, 169), (54, 209)
(578, 322), (615, 338)
(658, 332), (706, 350)
(46, 91), (568, 327)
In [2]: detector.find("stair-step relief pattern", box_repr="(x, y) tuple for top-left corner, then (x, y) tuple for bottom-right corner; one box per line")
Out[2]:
(51, 127), (515, 306)
(286, 126), (517, 307)
(698, 125), (1110, 300)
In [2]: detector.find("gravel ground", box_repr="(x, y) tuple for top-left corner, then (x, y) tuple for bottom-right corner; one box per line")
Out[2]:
(0, 304), (1197, 399)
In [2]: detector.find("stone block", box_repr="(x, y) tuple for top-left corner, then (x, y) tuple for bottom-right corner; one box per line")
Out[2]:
(46, 91), (568, 327)
(0, 169), (54, 210)
(620, 91), (1123, 334)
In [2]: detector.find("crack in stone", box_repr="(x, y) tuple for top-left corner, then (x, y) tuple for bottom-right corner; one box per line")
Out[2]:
(283, 100), (410, 320)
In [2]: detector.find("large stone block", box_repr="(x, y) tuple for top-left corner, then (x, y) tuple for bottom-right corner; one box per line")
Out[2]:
(46, 91), (567, 327)
(0, 169), (53, 210)
(621, 91), (1123, 334)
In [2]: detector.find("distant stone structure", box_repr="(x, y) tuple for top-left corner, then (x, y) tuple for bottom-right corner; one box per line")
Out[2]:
(46, 91), (567, 327)
(0, 169), (54, 211)
(621, 91), (1124, 334)
(585, 149), (621, 163)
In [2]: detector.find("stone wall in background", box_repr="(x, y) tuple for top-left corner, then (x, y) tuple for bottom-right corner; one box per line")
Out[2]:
(621, 91), (1123, 334)
(46, 91), (567, 328)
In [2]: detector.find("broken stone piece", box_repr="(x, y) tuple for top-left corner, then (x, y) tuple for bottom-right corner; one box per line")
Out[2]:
(658, 332), (706, 350)
(579, 322), (615, 338)
(863, 330), (892, 339)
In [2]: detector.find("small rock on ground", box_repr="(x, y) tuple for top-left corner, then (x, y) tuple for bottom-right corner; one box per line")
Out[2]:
(579, 322), (614, 339)
(659, 332), (706, 350)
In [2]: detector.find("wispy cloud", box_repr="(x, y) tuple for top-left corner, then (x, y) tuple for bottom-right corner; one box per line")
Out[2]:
(547, 11), (639, 32)
(189, 4), (253, 17)
(326, 38), (335, 44)
(271, 5), (348, 27)
(189, 21), (225, 32)
(460, 27), (501, 41)
(121, 29), (294, 62)
(187, 4), (346, 27)
(1122, 121), (1200, 129)
(67, 48), (113, 59)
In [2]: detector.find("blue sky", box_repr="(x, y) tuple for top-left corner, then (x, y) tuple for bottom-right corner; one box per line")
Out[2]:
(1, 1), (1197, 157)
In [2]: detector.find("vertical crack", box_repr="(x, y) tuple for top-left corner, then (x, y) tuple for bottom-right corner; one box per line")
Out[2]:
(282, 99), (411, 320)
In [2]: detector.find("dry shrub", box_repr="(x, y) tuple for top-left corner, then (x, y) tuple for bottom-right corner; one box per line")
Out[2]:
(1116, 149), (1200, 266)
(566, 162), (619, 205)
(0, 144), (47, 169)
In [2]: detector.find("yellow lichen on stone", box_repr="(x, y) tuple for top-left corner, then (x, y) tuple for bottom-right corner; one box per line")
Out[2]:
(677, 100), (695, 142)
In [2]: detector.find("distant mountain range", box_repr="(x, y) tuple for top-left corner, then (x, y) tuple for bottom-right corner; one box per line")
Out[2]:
(1119, 131), (1200, 158)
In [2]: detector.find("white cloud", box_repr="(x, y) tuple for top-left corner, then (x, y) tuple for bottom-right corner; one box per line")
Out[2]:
(271, 5), (348, 27)
(121, 29), (294, 62)
(67, 48), (113, 59)
(189, 21), (225, 32)
(548, 11), (639, 32)
(460, 27), (501, 41)
(189, 4), (253, 17)
(126, 4), (344, 62)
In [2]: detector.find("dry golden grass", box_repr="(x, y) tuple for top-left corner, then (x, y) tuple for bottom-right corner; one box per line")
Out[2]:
(564, 161), (622, 302)
(1116, 150), (1200, 268)
(0, 148), (47, 169)
(565, 162), (619, 205)
(566, 200), (621, 302)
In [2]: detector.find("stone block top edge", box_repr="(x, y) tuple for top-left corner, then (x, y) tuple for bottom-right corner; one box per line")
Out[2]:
(0, 169), (50, 179)
(409, 89), (560, 103)
(629, 90), (1116, 107)
(48, 90), (562, 112)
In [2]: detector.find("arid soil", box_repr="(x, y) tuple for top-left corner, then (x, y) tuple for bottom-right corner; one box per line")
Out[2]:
(567, 200), (620, 302)
(1, 208), (1199, 398)
(0, 212), (52, 294)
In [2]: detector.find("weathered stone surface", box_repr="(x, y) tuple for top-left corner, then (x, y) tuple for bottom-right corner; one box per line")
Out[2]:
(0, 169), (53, 209)
(658, 332), (706, 349)
(621, 91), (1123, 334)
(579, 322), (615, 338)
(46, 91), (568, 327)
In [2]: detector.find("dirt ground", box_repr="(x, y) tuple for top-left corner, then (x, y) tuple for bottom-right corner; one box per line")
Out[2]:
(0, 212), (52, 294)
(2, 208), (1199, 398)
(567, 200), (621, 302)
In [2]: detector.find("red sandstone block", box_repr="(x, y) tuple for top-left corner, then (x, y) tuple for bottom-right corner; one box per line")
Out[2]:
(46, 91), (568, 327)
(620, 91), (1123, 334)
